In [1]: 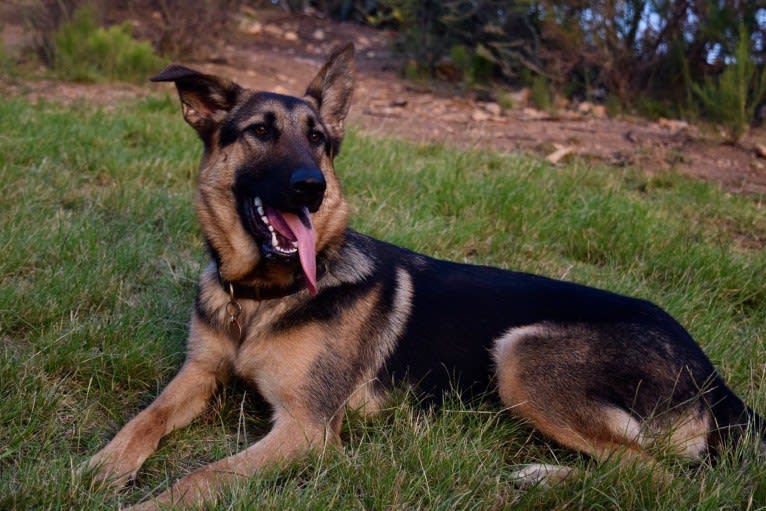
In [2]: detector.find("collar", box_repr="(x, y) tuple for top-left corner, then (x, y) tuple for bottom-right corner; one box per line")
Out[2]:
(216, 260), (329, 302)
(217, 270), (310, 301)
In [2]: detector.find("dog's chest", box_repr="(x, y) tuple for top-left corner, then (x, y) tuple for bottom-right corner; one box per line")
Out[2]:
(233, 316), (326, 406)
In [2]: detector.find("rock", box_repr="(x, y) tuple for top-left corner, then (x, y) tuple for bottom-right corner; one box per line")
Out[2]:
(522, 107), (548, 120)
(284, 31), (299, 42)
(657, 117), (689, 134)
(578, 101), (592, 114)
(545, 145), (576, 164)
(312, 29), (325, 40)
(755, 143), (766, 159)
(472, 110), (491, 122)
(242, 20), (263, 35)
(591, 104), (607, 117)
(263, 25), (283, 37)
(484, 102), (502, 116)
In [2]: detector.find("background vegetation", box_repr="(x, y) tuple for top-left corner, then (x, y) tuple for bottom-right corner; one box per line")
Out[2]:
(1, 92), (765, 509)
(19, 0), (243, 62)
(286, 0), (766, 139)
(50, 6), (163, 83)
(9, 1), (766, 138)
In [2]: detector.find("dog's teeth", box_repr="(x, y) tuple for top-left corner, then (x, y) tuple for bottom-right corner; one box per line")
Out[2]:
(252, 196), (296, 255)
(273, 245), (297, 255)
(253, 197), (272, 227)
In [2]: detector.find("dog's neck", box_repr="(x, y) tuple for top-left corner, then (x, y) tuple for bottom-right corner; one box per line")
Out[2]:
(211, 230), (353, 302)
(215, 269), (314, 301)
(215, 255), (334, 301)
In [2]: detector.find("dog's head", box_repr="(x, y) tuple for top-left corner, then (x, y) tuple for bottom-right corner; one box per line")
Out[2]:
(152, 45), (355, 295)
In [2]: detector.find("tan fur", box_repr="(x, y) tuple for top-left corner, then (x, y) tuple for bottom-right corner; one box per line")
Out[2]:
(668, 411), (711, 457)
(349, 267), (414, 413)
(195, 144), (262, 282)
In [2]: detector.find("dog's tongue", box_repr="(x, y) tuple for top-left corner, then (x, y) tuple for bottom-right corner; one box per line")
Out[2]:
(271, 208), (317, 295)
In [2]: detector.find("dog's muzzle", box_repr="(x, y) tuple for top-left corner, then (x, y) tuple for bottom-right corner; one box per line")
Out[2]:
(237, 166), (325, 295)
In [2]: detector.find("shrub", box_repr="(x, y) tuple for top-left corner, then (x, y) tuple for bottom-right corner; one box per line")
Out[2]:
(691, 24), (766, 143)
(446, 44), (495, 85)
(52, 6), (164, 83)
(530, 74), (551, 111)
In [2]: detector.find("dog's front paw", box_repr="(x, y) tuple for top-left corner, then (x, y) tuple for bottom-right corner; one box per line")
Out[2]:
(125, 469), (217, 511)
(84, 443), (141, 490)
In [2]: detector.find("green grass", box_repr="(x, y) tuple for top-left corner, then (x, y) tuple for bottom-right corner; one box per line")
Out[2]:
(1, 93), (765, 509)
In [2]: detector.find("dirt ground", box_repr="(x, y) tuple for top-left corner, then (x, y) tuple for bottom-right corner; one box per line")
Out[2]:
(3, 7), (766, 195)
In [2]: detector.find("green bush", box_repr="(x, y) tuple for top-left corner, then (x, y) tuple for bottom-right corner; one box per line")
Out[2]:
(691, 23), (766, 143)
(530, 74), (551, 111)
(52, 6), (164, 83)
(447, 44), (495, 85)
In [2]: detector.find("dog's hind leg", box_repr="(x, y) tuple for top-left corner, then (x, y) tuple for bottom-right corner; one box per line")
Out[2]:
(87, 317), (235, 488)
(493, 324), (711, 486)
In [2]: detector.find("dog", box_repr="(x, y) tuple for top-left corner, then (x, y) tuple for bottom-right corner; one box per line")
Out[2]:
(88, 44), (763, 509)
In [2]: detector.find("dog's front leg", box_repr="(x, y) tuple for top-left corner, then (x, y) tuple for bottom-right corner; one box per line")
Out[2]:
(129, 412), (336, 510)
(88, 319), (233, 488)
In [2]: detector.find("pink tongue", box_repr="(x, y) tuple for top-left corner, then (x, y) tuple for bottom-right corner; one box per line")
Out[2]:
(274, 208), (317, 295)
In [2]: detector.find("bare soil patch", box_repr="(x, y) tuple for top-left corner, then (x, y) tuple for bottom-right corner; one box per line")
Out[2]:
(3, 7), (766, 195)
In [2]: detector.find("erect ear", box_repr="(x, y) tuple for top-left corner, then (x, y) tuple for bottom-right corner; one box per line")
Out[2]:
(304, 43), (355, 147)
(150, 64), (242, 144)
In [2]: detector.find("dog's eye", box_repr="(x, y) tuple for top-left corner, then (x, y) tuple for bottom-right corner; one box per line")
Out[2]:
(250, 124), (270, 139)
(308, 130), (324, 145)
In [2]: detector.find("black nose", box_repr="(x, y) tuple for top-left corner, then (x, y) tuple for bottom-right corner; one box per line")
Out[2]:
(289, 167), (326, 212)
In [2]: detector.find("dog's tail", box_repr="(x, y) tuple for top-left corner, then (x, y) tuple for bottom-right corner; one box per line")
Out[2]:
(706, 379), (765, 456)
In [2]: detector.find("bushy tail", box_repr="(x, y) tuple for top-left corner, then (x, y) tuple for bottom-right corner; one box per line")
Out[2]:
(707, 381), (765, 456)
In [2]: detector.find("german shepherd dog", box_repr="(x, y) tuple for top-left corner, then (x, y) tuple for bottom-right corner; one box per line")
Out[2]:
(88, 44), (763, 508)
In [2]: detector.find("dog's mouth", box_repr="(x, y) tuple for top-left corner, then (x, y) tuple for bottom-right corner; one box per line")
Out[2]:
(243, 196), (318, 295)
